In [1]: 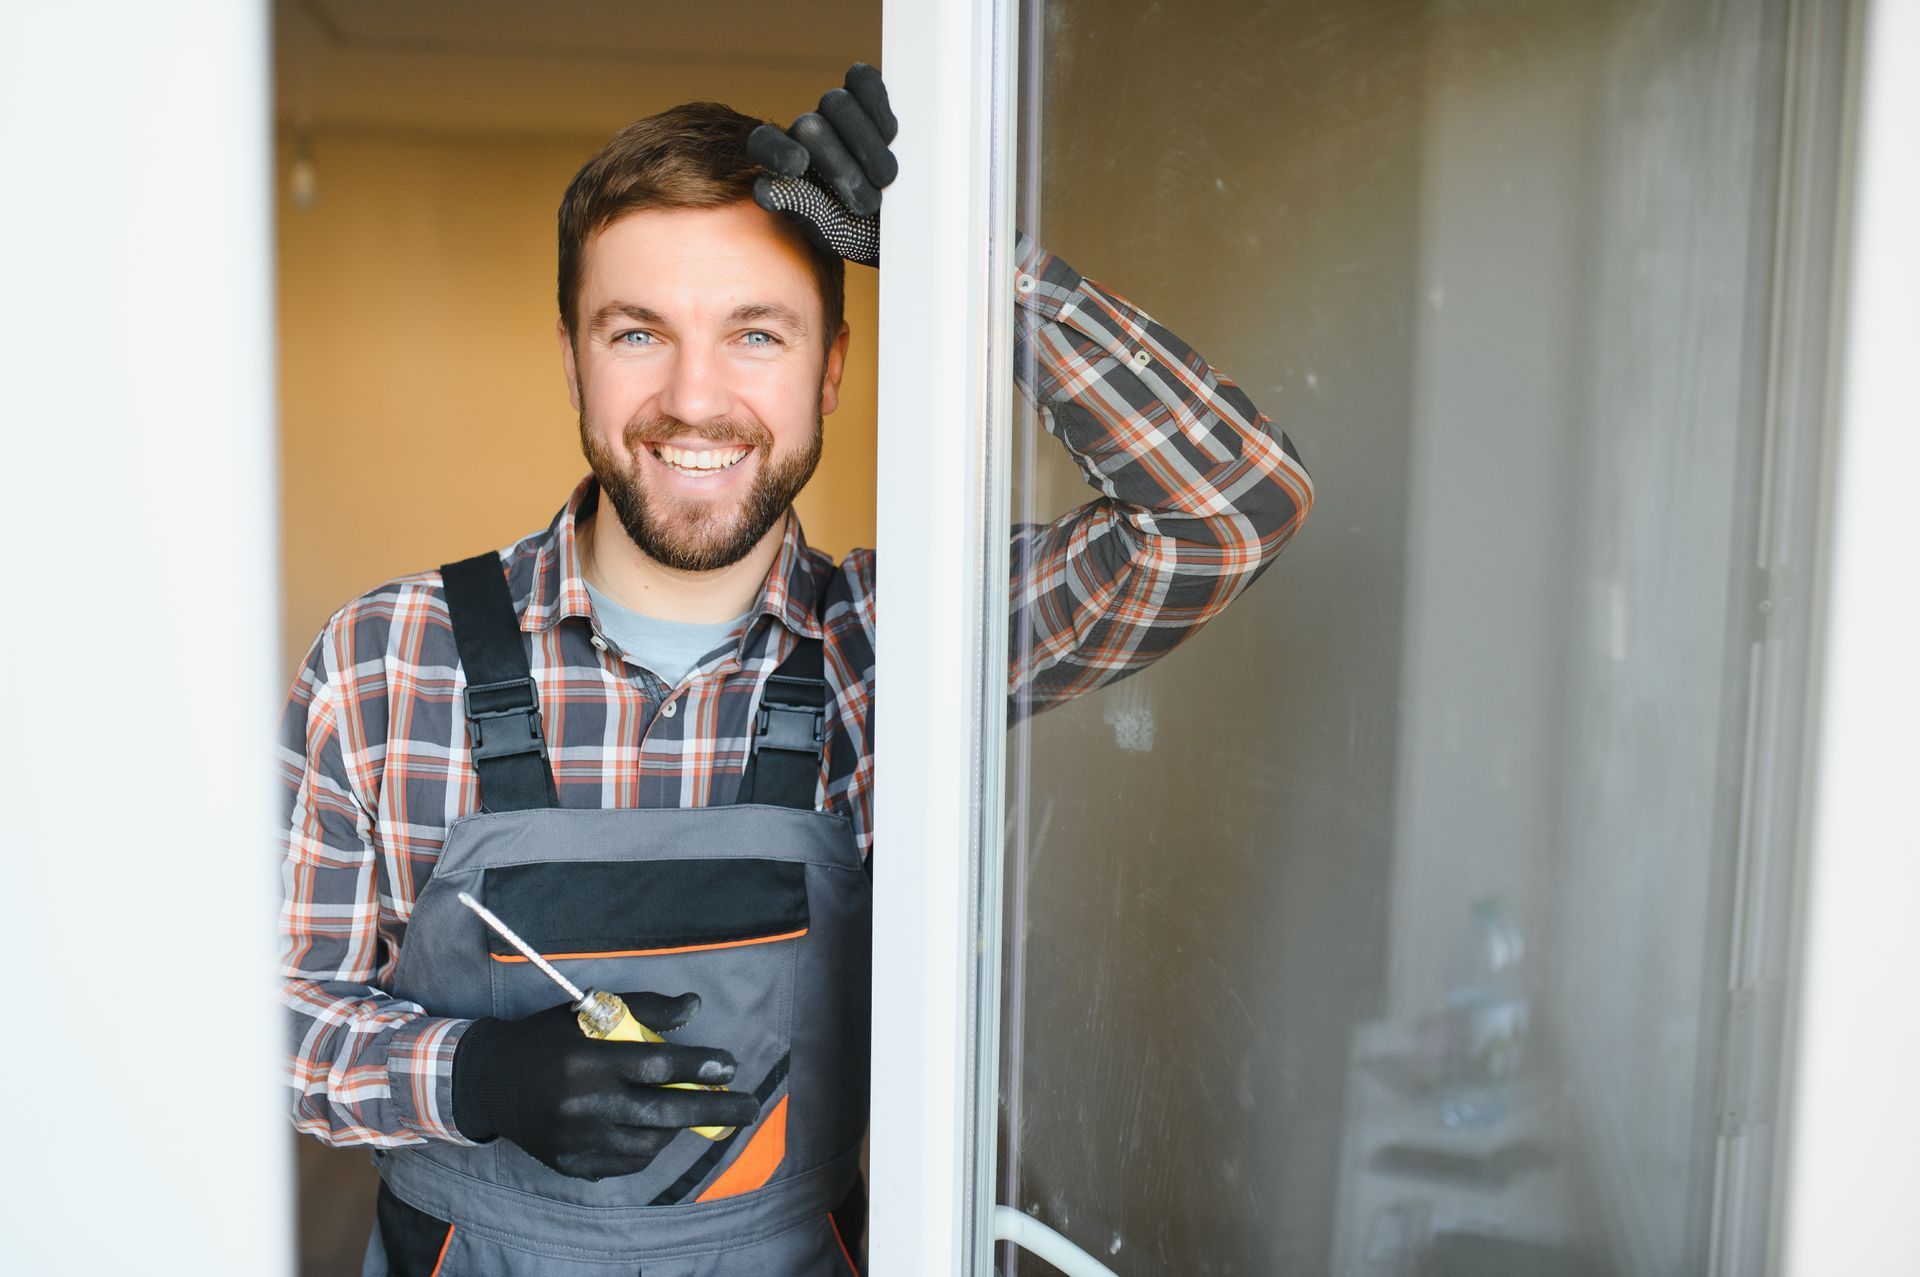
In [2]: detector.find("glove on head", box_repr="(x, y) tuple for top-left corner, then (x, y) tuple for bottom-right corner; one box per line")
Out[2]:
(752, 172), (881, 267)
(750, 62), (897, 268)
(451, 991), (764, 1182)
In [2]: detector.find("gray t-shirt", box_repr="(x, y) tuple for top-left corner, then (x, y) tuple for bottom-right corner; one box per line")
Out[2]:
(585, 581), (746, 688)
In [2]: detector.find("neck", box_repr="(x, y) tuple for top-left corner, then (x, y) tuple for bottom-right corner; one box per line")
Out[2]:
(579, 502), (783, 625)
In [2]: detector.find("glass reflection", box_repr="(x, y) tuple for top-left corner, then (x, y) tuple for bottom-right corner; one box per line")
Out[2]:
(996, 1), (1832, 1273)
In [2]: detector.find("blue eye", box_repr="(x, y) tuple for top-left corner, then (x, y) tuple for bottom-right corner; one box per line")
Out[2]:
(616, 330), (657, 346)
(742, 330), (780, 347)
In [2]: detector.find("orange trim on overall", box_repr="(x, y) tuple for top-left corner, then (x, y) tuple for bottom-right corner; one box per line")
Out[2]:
(487, 927), (809, 964)
(828, 1211), (860, 1274)
(696, 1094), (789, 1203)
(427, 1225), (455, 1277)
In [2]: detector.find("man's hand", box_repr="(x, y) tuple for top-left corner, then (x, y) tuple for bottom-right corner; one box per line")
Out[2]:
(749, 62), (897, 268)
(451, 991), (762, 1181)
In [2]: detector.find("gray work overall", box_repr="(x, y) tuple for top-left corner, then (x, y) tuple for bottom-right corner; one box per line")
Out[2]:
(361, 553), (871, 1275)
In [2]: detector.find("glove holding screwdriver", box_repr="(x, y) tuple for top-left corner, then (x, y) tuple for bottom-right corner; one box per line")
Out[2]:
(451, 991), (761, 1181)
(749, 61), (898, 267)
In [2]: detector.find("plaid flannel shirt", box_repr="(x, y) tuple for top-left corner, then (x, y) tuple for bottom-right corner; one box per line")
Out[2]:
(278, 238), (1314, 1147)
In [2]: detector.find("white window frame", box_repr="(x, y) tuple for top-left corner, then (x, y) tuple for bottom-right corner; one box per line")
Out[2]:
(870, 0), (1018, 1272)
(1778, 2), (1920, 1274)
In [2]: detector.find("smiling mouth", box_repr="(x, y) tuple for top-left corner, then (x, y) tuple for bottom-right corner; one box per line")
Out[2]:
(650, 443), (752, 475)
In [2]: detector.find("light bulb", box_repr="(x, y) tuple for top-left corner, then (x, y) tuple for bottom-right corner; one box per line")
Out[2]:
(289, 147), (319, 211)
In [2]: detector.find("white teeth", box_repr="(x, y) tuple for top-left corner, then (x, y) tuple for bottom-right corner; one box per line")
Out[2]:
(653, 444), (749, 473)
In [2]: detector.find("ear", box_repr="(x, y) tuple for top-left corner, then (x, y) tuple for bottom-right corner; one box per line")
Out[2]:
(556, 315), (582, 413)
(818, 321), (852, 417)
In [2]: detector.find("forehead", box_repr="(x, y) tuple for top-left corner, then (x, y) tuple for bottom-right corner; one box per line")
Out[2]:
(580, 201), (820, 318)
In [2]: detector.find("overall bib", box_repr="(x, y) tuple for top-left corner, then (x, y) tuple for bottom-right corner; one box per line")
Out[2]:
(363, 554), (872, 1276)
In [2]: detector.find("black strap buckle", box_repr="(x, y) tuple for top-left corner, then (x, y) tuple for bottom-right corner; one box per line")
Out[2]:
(464, 678), (547, 764)
(754, 701), (825, 754)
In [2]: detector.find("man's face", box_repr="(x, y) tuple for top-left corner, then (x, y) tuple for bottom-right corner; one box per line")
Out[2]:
(560, 200), (849, 573)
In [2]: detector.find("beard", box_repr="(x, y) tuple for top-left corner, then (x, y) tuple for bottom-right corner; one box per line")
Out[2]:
(578, 406), (823, 573)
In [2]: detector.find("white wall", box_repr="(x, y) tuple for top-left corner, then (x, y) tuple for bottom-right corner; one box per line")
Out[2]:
(0, 4), (291, 1273)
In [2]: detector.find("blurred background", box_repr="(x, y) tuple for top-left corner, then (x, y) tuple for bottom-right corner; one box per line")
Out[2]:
(272, 2), (879, 1269)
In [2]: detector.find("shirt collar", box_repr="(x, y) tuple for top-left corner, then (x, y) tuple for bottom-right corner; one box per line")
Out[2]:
(519, 476), (827, 642)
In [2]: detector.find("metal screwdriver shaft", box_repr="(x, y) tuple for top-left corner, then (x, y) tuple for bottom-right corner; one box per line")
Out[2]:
(457, 892), (587, 1002)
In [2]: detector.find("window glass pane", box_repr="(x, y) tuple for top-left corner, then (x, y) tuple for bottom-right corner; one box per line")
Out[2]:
(996, 2), (1836, 1272)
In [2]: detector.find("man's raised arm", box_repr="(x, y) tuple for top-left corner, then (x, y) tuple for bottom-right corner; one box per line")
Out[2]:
(747, 65), (1312, 714)
(1007, 234), (1314, 715)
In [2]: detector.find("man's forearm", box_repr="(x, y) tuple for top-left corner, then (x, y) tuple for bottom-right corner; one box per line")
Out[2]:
(1008, 236), (1314, 710)
(277, 625), (475, 1148)
(283, 977), (474, 1148)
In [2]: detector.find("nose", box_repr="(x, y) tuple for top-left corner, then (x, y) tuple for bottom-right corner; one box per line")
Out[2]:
(654, 341), (733, 428)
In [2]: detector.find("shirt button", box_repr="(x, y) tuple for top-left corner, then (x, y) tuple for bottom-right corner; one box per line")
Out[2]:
(660, 699), (679, 719)
(590, 634), (608, 651)
(1129, 349), (1151, 370)
(1016, 273), (1036, 294)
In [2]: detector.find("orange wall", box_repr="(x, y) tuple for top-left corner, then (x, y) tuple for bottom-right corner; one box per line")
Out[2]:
(277, 129), (878, 674)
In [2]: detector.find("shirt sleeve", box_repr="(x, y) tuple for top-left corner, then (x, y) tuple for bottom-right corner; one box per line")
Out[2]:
(1008, 235), (1314, 715)
(277, 612), (476, 1148)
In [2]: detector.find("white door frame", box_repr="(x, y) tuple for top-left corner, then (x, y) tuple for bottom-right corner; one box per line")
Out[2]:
(0, 2), (290, 1272)
(870, 0), (1018, 1272)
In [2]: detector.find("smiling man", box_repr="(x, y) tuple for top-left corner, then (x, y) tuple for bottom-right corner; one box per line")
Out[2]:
(278, 67), (1312, 1275)
(566, 199), (847, 607)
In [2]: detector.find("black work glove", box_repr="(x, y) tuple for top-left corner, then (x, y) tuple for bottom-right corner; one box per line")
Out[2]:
(451, 991), (762, 1181)
(749, 62), (897, 268)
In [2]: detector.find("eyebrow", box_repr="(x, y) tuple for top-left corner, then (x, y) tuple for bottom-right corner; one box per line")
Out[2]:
(588, 300), (810, 336)
(724, 302), (809, 333)
(588, 302), (667, 333)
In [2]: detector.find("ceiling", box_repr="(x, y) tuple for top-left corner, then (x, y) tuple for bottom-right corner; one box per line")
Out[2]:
(276, 0), (884, 137)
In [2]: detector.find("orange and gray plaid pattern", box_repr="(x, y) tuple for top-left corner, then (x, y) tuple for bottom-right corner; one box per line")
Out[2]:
(276, 239), (1314, 1147)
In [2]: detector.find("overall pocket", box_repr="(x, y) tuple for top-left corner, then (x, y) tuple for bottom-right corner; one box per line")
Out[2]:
(477, 856), (807, 1205)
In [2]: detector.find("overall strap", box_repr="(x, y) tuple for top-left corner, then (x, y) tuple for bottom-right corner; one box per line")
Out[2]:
(441, 553), (558, 813)
(735, 620), (828, 811)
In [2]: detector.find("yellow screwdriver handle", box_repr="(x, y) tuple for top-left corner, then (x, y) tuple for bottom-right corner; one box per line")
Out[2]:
(574, 990), (735, 1140)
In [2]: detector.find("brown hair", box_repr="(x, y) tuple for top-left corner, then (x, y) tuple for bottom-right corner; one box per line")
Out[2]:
(557, 101), (845, 351)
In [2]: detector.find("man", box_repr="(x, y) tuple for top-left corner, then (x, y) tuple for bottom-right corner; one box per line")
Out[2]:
(279, 66), (1312, 1275)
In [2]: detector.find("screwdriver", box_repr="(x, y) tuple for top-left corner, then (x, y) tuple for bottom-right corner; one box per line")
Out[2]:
(456, 891), (736, 1140)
